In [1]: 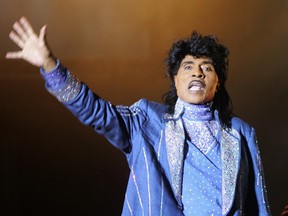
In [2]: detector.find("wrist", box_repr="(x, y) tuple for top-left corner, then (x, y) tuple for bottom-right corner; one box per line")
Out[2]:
(40, 58), (67, 89)
(43, 56), (57, 72)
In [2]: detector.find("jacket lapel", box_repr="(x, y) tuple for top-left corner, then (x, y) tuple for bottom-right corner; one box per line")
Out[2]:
(163, 100), (185, 201)
(165, 118), (185, 201)
(220, 127), (241, 215)
(163, 101), (241, 215)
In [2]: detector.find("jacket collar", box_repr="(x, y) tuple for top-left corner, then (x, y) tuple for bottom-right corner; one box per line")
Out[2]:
(163, 101), (241, 215)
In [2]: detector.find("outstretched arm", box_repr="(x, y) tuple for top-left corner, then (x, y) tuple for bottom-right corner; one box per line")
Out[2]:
(6, 16), (56, 72)
(6, 17), (147, 154)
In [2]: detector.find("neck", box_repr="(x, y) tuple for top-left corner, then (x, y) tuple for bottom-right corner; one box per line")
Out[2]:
(178, 99), (213, 121)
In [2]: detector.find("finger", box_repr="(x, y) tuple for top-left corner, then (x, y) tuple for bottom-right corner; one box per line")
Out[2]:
(19, 16), (35, 37)
(13, 21), (28, 41)
(39, 25), (47, 46)
(6, 51), (23, 59)
(9, 31), (25, 49)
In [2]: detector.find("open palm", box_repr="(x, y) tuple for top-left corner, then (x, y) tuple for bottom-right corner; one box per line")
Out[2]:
(6, 17), (52, 67)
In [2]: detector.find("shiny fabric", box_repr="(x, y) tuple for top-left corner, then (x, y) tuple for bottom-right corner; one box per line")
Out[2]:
(182, 140), (222, 215)
(180, 99), (222, 215)
(42, 63), (271, 215)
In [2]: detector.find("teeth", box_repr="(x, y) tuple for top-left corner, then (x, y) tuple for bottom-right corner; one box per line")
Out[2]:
(189, 86), (202, 91)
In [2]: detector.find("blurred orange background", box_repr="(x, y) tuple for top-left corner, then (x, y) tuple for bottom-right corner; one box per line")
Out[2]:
(1, 0), (288, 215)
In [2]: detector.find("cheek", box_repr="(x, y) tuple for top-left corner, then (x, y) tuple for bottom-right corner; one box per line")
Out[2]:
(212, 76), (219, 90)
(207, 77), (219, 95)
(174, 76), (181, 90)
(174, 77), (178, 88)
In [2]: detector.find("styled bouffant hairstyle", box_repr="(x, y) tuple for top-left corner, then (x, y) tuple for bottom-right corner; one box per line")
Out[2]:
(163, 31), (233, 128)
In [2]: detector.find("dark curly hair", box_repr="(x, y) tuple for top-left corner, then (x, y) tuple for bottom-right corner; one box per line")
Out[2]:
(163, 31), (233, 128)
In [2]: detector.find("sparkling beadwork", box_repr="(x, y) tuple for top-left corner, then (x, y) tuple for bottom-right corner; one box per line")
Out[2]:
(165, 118), (185, 199)
(221, 128), (240, 215)
(131, 167), (144, 215)
(116, 100), (142, 116)
(179, 98), (223, 215)
(182, 138), (223, 215)
(41, 59), (66, 89)
(183, 119), (218, 154)
(47, 71), (81, 102)
(179, 98), (218, 154)
(253, 130), (270, 208)
(179, 98), (213, 121)
(42, 59), (82, 103)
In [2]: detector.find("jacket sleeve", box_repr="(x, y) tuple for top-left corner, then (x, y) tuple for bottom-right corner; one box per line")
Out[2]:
(40, 60), (148, 153)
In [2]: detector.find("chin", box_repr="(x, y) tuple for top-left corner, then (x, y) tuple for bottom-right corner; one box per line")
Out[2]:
(184, 97), (205, 104)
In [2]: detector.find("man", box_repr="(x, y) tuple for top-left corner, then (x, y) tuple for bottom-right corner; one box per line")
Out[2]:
(6, 17), (271, 215)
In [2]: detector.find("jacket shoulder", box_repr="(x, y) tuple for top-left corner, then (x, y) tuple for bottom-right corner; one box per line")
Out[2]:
(230, 116), (254, 137)
(135, 98), (168, 116)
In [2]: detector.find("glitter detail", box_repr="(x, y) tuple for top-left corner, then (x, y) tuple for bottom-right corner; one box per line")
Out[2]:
(131, 167), (144, 216)
(40, 59), (81, 102)
(157, 130), (163, 160)
(221, 128), (240, 215)
(125, 194), (133, 215)
(47, 71), (81, 102)
(178, 98), (213, 121)
(179, 98), (218, 154)
(182, 141), (222, 215)
(40, 59), (64, 87)
(160, 177), (164, 216)
(164, 99), (216, 201)
(183, 119), (218, 154)
(116, 100), (142, 116)
(164, 98), (245, 214)
(253, 131), (270, 210)
(239, 162), (245, 215)
(165, 118), (185, 200)
(142, 147), (152, 216)
(170, 98), (185, 119)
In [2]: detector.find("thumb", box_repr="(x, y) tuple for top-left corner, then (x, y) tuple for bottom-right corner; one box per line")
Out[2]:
(38, 25), (47, 46)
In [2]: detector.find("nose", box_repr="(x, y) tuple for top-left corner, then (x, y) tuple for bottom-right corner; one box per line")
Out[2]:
(192, 67), (205, 79)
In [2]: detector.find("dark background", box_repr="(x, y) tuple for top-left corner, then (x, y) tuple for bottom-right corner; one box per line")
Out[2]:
(1, 0), (288, 215)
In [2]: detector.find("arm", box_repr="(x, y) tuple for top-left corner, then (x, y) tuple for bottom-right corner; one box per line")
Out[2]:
(6, 17), (148, 153)
(42, 62), (148, 152)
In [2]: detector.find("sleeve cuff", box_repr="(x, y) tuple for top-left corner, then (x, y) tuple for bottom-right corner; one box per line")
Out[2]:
(40, 59), (82, 103)
(40, 59), (67, 89)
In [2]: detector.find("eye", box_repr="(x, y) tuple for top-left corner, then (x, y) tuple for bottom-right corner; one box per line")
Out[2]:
(201, 65), (213, 72)
(184, 65), (193, 70)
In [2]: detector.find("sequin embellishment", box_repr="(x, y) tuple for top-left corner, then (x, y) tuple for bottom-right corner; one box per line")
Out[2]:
(47, 71), (81, 102)
(41, 59), (81, 102)
(165, 118), (185, 200)
(221, 128), (240, 215)
(116, 100), (142, 117)
(183, 119), (218, 154)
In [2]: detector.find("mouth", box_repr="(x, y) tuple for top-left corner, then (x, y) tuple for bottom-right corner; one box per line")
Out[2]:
(188, 80), (205, 91)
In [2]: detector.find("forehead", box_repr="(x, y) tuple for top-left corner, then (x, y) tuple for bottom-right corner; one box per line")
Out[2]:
(180, 55), (213, 65)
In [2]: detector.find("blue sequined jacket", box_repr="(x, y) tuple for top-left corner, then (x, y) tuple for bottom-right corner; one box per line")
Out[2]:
(41, 61), (271, 216)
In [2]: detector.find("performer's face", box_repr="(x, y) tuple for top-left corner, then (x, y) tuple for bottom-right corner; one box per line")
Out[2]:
(174, 55), (219, 105)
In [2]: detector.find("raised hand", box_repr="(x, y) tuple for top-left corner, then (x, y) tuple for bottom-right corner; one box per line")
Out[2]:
(6, 17), (56, 70)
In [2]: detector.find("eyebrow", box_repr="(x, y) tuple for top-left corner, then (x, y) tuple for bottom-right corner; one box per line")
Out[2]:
(181, 60), (214, 66)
